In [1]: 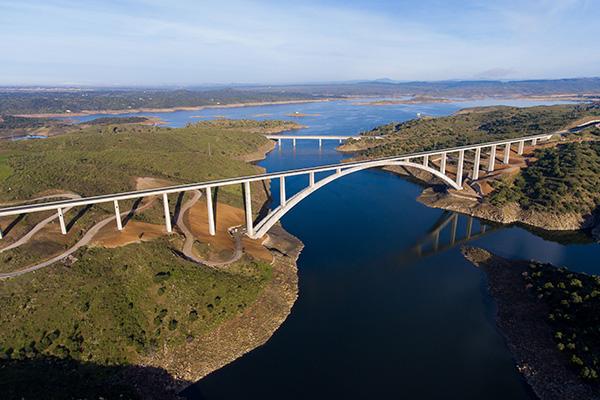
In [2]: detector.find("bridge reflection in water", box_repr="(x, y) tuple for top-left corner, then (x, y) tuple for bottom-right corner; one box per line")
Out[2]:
(400, 212), (497, 262)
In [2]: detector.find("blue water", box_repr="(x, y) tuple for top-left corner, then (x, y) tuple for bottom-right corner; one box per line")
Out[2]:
(76, 99), (599, 399)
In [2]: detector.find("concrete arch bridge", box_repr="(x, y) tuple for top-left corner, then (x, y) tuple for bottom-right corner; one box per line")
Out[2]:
(0, 133), (552, 241)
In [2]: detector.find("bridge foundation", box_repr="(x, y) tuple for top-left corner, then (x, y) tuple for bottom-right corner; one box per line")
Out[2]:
(57, 208), (67, 235)
(280, 176), (286, 206)
(114, 200), (123, 231)
(456, 150), (465, 187)
(244, 181), (254, 237)
(162, 193), (172, 233)
(488, 145), (497, 172)
(473, 148), (481, 180)
(206, 187), (215, 236)
(503, 143), (511, 164)
(440, 153), (447, 174)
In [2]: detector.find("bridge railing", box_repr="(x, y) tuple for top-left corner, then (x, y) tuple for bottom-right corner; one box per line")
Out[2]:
(0, 132), (554, 240)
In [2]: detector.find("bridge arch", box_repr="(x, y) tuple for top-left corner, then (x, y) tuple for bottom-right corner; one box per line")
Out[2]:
(251, 159), (460, 239)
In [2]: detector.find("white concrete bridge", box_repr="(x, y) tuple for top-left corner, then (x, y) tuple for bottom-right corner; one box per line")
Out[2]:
(0, 133), (552, 241)
(265, 134), (381, 147)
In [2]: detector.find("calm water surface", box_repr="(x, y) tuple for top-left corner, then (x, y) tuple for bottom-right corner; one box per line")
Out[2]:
(77, 99), (600, 399)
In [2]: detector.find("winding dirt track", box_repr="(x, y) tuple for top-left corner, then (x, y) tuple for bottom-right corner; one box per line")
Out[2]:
(175, 191), (243, 268)
(0, 198), (157, 279)
(0, 194), (82, 254)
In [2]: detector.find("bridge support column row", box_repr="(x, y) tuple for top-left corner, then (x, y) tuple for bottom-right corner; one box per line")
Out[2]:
(456, 150), (465, 187)
(503, 143), (511, 164)
(206, 187), (215, 236)
(518, 140), (524, 155)
(280, 176), (286, 206)
(162, 193), (172, 233)
(440, 153), (447, 175)
(488, 145), (497, 172)
(114, 200), (123, 231)
(244, 181), (254, 237)
(473, 147), (481, 180)
(57, 208), (67, 235)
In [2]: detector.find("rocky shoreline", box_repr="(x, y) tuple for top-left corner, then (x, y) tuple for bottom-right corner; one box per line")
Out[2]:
(462, 247), (599, 400)
(148, 224), (303, 395)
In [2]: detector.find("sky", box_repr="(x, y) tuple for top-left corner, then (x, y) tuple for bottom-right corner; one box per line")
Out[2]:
(0, 0), (598, 86)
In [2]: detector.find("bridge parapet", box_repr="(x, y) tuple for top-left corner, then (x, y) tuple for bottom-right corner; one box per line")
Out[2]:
(0, 133), (554, 241)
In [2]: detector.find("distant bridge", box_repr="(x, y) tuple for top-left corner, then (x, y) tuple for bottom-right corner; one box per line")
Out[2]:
(0, 133), (552, 240)
(264, 134), (382, 147)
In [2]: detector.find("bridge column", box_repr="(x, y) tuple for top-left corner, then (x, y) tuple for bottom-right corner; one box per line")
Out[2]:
(336, 167), (342, 175)
(339, 139), (342, 144)
(278, 138), (282, 148)
(57, 208), (67, 235)
(423, 154), (429, 167)
(309, 171), (315, 187)
(280, 176), (286, 206)
(473, 147), (481, 180)
(0, 226), (3, 239)
(293, 138), (296, 147)
(206, 187), (215, 236)
(456, 150), (465, 187)
(532, 138), (538, 146)
(318, 138), (322, 148)
(243, 181), (254, 237)
(114, 200), (123, 231)
(488, 145), (496, 172)
(440, 153), (447, 175)
(162, 193), (172, 233)
(518, 140), (524, 155)
(503, 143), (511, 164)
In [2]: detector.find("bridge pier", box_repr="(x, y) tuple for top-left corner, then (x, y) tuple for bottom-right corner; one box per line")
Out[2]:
(423, 154), (429, 167)
(278, 138), (282, 148)
(206, 187), (215, 236)
(57, 208), (67, 235)
(488, 145), (497, 172)
(280, 176), (286, 206)
(0, 226), (3, 239)
(440, 153), (447, 175)
(532, 138), (538, 146)
(503, 143), (511, 164)
(162, 193), (172, 233)
(114, 200), (123, 231)
(318, 138), (322, 148)
(473, 147), (481, 180)
(456, 150), (465, 187)
(293, 138), (296, 147)
(309, 171), (315, 187)
(243, 181), (254, 237)
(518, 140), (524, 155)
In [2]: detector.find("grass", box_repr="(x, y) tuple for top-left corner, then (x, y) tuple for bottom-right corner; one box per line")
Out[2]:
(0, 239), (271, 366)
(346, 103), (600, 157)
(0, 155), (13, 182)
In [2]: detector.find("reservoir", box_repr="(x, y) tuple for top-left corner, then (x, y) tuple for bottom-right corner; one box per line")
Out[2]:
(74, 99), (600, 399)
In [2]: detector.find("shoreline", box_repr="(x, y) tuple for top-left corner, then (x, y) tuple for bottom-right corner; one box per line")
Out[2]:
(15, 99), (335, 118)
(462, 247), (598, 400)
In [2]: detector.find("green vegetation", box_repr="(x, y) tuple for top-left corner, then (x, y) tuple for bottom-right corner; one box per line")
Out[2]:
(525, 261), (600, 382)
(0, 239), (271, 398)
(490, 142), (600, 214)
(349, 103), (600, 157)
(0, 88), (323, 115)
(0, 119), (293, 204)
(0, 155), (12, 181)
(83, 116), (150, 125)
